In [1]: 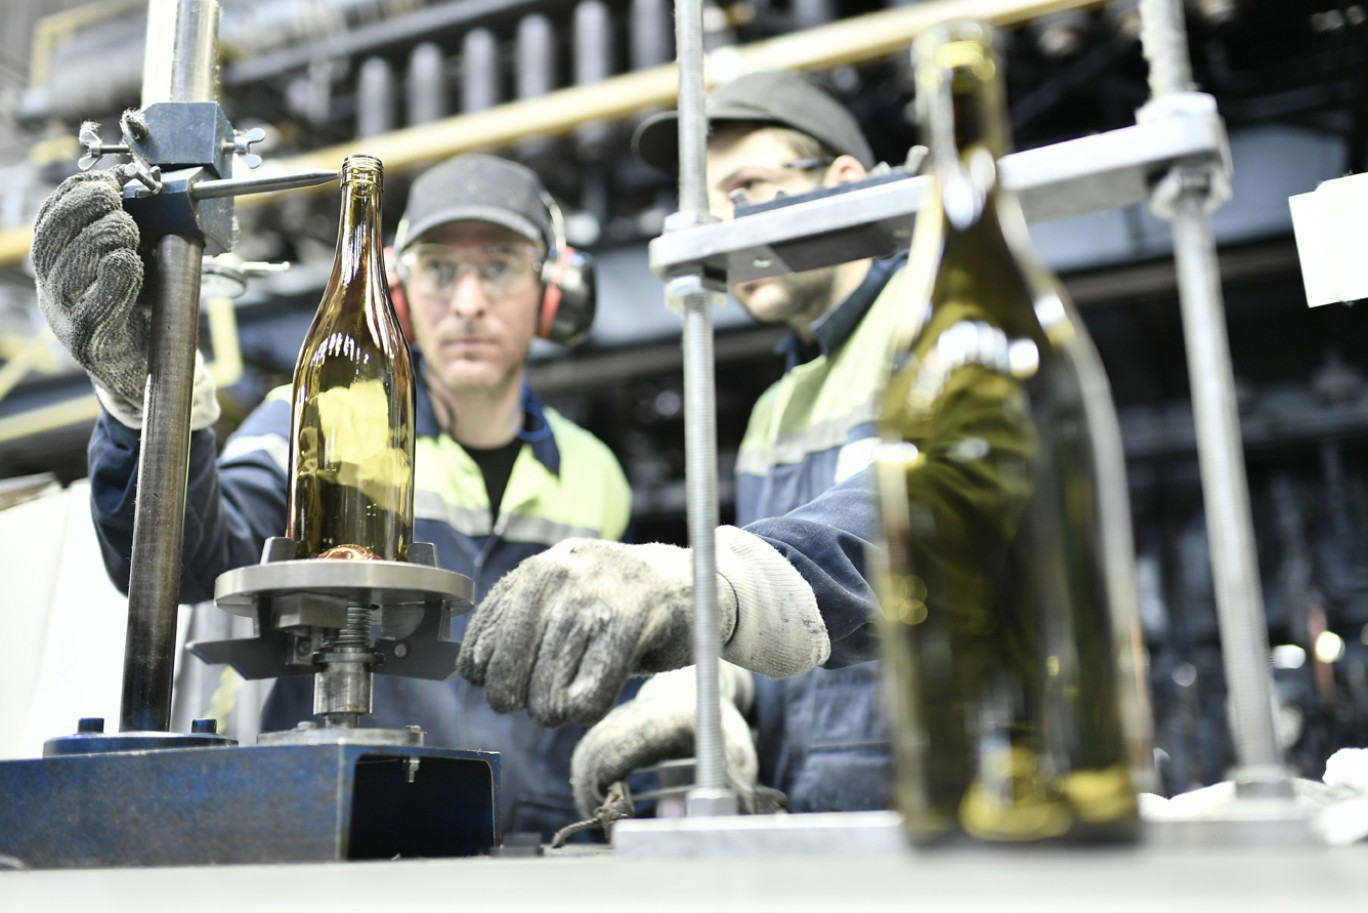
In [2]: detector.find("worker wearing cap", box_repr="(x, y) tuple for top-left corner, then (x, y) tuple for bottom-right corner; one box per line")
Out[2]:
(456, 71), (899, 818)
(31, 153), (632, 840)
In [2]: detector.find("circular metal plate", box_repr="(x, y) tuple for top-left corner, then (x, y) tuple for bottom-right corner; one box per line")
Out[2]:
(256, 725), (425, 747)
(214, 558), (474, 617)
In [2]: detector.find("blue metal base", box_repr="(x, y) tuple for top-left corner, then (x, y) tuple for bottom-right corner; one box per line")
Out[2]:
(0, 741), (500, 869)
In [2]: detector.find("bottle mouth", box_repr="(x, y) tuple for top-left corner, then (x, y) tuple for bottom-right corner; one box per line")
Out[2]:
(342, 154), (385, 181)
(915, 18), (998, 57)
(916, 22), (997, 83)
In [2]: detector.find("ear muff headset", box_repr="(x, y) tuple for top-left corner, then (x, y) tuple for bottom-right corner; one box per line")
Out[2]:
(387, 192), (597, 348)
(537, 190), (597, 347)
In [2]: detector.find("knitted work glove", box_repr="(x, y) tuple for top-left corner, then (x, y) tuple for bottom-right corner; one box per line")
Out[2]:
(569, 662), (760, 819)
(457, 525), (830, 727)
(32, 170), (219, 430)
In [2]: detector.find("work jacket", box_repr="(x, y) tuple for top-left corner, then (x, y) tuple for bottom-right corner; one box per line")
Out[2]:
(735, 254), (908, 814)
(88, 353), (632, 840)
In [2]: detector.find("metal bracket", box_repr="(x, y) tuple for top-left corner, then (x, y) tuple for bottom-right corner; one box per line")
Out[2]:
(647, 99), (1231, 285)
(76, 103), (337, 255)
(1139, 92), (1233, 219)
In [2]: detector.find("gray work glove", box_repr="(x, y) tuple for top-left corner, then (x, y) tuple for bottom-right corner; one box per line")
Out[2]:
(457, 525), (831, 727)
(569, 662), (762, 820)
(32, 169), (219, 430)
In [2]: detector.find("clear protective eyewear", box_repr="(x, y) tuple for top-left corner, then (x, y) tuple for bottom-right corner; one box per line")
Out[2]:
(714, 156), (837, 210)
(398, 243), (544, 300)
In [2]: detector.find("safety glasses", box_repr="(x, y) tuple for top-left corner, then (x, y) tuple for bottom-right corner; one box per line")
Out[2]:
(399, 243), (544, 300)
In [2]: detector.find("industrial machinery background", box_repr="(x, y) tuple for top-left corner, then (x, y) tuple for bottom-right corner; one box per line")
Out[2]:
(0, 0), (1365, 798)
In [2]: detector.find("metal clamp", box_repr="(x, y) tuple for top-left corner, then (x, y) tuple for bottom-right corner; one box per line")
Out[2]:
(191, 540), (471, 683)
(1140, 91), (1233, 218)
(75, 105), (338, 254)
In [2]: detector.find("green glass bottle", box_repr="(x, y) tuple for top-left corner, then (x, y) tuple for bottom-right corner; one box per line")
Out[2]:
(874, 20), (1152, 845)
(287, 154), (416, 561)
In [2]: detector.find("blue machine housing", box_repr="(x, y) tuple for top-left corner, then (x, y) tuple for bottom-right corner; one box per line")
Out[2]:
(0, 741), (500, 869)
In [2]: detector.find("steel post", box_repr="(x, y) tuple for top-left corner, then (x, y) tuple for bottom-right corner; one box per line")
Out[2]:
(119, 0), (219, 732)
(672, 0), (735, 816)
(1140, 0), (1289, 791)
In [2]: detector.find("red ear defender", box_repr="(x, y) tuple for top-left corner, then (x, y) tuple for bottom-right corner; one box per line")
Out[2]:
(538, 247), (567, 340)
(383, 245), (415, 343)
(537, 246), (596, 346)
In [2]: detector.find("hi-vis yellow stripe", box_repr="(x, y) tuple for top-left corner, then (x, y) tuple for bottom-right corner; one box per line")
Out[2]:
(738, 268), (910, 476)
(226, 389), (630, 545)
(414, 406), (630, 544)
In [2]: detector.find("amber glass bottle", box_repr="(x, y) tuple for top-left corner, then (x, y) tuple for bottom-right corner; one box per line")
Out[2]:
(874, 20), (1151, 845)
(287, 154), (416, 561)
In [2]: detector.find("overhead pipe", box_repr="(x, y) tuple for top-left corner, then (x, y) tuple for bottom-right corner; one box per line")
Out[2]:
(461, 28), (502, 114)
(793, 0), (839, 30)
(406, 42), (448, 126)
(574, 0), (617, 160)
(0, 0), (1107, 264)
(20, 0), (442, 125)
(357, 57), (398, 138)
(232, 0), (1109, 185)
(514, 13), (558, 162)
(631, 0), (674, 70)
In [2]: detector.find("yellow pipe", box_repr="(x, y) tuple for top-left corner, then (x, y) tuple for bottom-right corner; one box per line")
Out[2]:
(1, 227), (34, 268)
(246, 0), (1102, 186)
(0, 329), (60, 370)
(204, 295), (243, 388)
(29, 0), (145, 89)
(0, 292), (244, 439)
(0, 394), (101, 444)
(0, 328), (57, 404)
(0, 0), (1103, 267)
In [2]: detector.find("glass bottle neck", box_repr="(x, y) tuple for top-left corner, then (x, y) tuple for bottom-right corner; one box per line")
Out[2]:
(335, 168), (384, 284)
(918, 36), (1011, 175)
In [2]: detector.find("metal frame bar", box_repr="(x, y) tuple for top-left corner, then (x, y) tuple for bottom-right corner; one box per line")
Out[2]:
(648, 104), (1228, 281)
(118, 0), (218, 733)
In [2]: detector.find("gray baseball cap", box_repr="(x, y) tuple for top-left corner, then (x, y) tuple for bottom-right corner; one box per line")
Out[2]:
(632, 69), (875, 175)
(394, 153), (555, 254)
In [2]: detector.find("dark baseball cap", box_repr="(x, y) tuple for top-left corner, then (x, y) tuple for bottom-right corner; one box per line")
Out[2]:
(394, 153), (555, 254)
(632, 69), (875, 175)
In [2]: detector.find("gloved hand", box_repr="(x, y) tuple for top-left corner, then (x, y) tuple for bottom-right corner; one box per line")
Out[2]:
(31, 169), (219, 430)
(457, 525), (830, 727)
(569, 662), (763, 820)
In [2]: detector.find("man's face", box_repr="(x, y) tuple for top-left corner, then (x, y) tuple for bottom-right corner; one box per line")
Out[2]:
(706, 127), (837, 333)
(401, 221), (543, 397)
